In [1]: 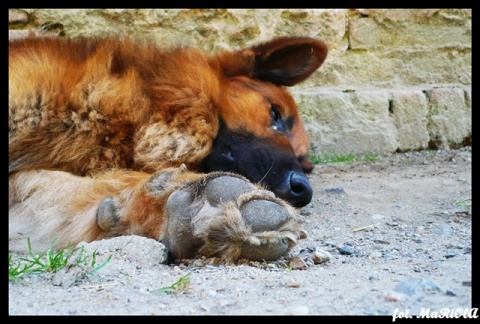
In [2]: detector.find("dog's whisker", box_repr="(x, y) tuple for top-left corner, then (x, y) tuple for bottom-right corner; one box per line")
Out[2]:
(258, 162), (275, 184)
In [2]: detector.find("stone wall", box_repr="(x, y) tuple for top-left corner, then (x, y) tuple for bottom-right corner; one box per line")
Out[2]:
(9, 8), (472, 156)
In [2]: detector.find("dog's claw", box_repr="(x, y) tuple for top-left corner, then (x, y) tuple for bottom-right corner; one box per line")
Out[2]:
(96, 196), (120, 231)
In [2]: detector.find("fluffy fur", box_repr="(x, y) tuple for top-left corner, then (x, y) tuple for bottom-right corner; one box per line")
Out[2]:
(9, 35), (327, 260)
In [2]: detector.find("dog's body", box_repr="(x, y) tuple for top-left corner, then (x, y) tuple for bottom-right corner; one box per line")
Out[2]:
(9, 35), (327, 263)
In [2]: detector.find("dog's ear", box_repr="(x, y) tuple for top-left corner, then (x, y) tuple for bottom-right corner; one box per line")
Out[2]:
(215, 37), (328, 86)
(249, 37), (328, 86)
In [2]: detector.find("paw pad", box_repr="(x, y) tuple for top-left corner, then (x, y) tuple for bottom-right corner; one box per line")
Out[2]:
(240, 199), (289, 232)
(204, 176), (256, 206)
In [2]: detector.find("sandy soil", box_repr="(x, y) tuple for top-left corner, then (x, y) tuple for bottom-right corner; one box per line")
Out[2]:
(8, 147), (473, 316)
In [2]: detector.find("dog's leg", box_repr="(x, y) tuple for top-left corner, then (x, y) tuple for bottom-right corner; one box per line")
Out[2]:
(94, 169), (304, 263)
(9, 169), (155, 252)
(9, 168), (304, 263)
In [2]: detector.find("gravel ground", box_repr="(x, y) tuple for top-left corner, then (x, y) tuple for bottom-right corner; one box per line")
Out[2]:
(8, 147), (473, 316)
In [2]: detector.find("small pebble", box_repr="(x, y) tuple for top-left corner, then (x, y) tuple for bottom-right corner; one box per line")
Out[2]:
(339, 245), (355, 255)
(312, 250), (332, 264)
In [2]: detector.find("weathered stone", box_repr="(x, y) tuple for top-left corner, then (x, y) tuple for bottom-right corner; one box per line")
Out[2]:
(278, 9), (346, 52)
(349, 13), (471, 50)
(390, 90), (430, 151)
(312, 250), (332, 264)
(79, 235), (168, 266)
(294, 89), (398, 155)
(427, 88), (471, 148)
(349, 18), (379, 50)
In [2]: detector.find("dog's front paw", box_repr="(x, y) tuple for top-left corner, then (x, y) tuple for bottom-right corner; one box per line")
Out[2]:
(164, 173), (304, 263)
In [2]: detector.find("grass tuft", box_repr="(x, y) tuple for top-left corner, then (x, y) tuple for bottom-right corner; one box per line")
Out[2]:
(153, 273), (191, 294)
(9, 238), (111, 281)
(309, 152), (381, 164)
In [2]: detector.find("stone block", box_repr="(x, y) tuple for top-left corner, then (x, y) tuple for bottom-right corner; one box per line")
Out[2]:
(427, 88), (471, 147)
(349, 18), (379, 50)
(294, 89), (398, 155)
(390, 90), (430, 151)
(349, 11), (471, 50)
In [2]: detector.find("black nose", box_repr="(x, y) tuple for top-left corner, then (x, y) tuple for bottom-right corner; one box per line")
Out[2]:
(286, 171), (313, 207)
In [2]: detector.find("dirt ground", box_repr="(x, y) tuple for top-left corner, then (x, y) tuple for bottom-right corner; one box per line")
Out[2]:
(8, 147), (473, 316)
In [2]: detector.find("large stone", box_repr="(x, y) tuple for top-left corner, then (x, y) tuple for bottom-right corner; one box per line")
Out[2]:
(427, 88), (471, 147)
(390, 90), (430, 151)
(294, 89), (398, 155)
(349, 13), (471, 50)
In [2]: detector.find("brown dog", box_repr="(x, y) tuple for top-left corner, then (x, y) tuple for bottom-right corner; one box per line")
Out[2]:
(9, 35), (327, 263)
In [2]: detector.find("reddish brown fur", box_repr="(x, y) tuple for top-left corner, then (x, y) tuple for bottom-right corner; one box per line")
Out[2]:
(9, 35), (327, 254)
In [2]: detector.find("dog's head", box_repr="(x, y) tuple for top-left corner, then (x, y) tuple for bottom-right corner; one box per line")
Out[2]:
(203, 37), (328, 207)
